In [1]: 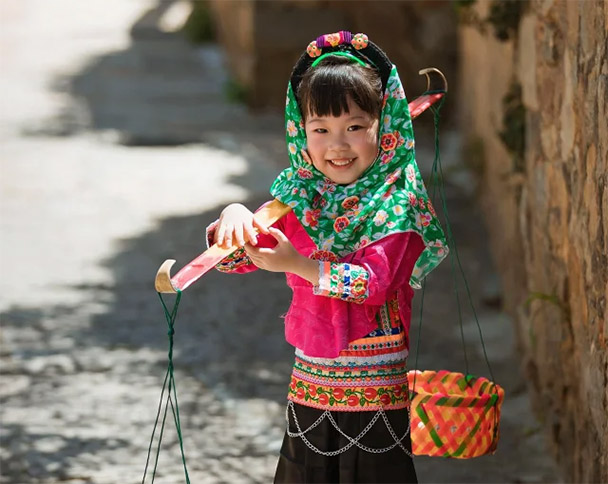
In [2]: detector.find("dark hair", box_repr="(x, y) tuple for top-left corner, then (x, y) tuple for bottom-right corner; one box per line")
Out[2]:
(297, 56), (382, 121)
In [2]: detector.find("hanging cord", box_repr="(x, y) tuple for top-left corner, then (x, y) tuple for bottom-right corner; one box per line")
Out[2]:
(142, 291), (191, 484)
(411, 92), (499, 424)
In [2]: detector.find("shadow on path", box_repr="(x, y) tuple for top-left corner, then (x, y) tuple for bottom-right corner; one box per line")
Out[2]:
(0, 2), (560, 480)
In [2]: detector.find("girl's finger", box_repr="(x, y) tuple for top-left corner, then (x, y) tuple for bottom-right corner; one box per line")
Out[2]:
(224, 226), (233, 247)
(216, 224), (226, 246)
(267, 226), (288, 243)
(244, 222), (258, 246)
(252, 216), (269, 234)
(234, 224), (245, 246)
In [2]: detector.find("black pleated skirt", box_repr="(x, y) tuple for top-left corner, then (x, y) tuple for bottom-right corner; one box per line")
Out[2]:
(274, 402), (418, 484)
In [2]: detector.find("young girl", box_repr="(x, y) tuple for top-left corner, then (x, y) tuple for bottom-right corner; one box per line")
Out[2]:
(207, 31), (448, 483)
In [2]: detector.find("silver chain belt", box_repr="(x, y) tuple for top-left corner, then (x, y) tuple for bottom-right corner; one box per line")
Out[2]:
(285, 400), (413, 457)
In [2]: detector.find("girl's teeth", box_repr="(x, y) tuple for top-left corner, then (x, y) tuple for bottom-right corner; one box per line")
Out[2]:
(331, 159), (353, 166)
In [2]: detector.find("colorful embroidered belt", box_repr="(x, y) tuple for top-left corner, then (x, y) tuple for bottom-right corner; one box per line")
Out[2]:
(288, 332), (410, 411)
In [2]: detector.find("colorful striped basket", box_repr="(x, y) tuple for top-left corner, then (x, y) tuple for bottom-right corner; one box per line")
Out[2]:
(407, 370), (505, 458)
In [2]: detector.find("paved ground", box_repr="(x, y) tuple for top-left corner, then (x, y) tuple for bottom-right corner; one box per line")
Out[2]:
(0, 1), (562, 483)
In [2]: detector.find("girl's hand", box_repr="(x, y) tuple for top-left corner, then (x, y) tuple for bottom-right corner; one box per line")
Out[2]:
(245, 227), (319, 284)
(215, 203), (269, 248)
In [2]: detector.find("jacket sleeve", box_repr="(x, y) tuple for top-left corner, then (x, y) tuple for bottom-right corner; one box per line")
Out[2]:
(312, 232), (425, 304)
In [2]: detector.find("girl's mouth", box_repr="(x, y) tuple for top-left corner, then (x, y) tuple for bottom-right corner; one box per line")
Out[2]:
(329, 158), (355, 167)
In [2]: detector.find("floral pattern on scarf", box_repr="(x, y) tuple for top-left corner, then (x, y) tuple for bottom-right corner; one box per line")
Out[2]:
(270, 66), (448, 288)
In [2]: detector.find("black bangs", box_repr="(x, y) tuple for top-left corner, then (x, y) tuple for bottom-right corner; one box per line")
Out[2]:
(297, 56), (382, 120)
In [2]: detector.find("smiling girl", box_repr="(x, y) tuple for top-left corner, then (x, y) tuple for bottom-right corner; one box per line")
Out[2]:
(206, 32), (448, 483)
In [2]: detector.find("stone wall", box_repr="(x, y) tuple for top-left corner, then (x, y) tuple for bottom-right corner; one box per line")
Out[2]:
(208, 0), (458, 120)
(459, 1), (607, 482)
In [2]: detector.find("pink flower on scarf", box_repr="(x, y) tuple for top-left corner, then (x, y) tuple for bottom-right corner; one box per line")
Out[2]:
(421, 213), (432, 227)
(380, 133), (398, 151)
(380, 150), (395, 165)
(353, 236), (370, 250)
(385, 169), (401, 185)
(341, 196), (360, 210)
(297, 167), (313, 179)
(406, 165), (416, 182)
(320, 178), (336, 194)
(333, 216), (350, 233)
(303, 208), (321, 228)
(382, 185), (396, 200)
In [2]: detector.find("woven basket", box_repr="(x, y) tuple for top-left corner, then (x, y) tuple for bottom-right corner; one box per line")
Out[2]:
(407, 370), (505, 458)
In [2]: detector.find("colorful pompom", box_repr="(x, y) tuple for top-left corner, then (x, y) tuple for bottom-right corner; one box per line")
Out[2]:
(351, 33), (369, 50)
(306, 41), (322, 58)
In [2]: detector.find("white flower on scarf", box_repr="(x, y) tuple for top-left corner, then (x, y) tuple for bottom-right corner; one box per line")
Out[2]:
(392, 86), (406, 100)
(373, 210), (388, 226)
(321, 236), (335, 251)
(383, 114), (392, 131)
(287, 120), (298, 137)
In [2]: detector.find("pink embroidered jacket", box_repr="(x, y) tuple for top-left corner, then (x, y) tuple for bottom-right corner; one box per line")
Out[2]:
(207, 208), (425, 411)
(207, 209), (425, 359)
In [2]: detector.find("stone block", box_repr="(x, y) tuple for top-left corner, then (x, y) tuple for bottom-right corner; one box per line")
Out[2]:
(518, 14), (539, 111)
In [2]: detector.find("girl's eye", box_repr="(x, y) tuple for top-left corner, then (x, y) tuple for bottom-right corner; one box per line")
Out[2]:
(348, 125), (363, 132)
(313, 128), (327, 134)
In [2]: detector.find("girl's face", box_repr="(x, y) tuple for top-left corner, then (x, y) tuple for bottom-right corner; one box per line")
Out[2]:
(303, 97), (379, 186)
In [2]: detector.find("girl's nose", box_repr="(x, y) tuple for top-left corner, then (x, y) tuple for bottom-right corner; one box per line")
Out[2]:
(328, 133), (349, 150)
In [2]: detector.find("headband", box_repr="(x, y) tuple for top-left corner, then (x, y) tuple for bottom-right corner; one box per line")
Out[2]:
(290, 31), (393, 97)
(310, 51), (368, 68)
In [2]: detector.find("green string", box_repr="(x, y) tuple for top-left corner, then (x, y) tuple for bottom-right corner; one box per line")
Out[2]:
(411, 92), (498, 405)
(142, 290), (191, 484)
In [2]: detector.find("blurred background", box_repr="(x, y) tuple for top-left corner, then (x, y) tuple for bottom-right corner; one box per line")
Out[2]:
(0, 1), (605, 483)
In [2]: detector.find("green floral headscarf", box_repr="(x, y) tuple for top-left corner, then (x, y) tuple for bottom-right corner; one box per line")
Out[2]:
(270, 34), (448, 289)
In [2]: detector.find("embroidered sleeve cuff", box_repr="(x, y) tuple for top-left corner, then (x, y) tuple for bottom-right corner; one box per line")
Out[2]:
(205, 220), (255, 273)
(215, 247), (254, 273)
(313, 261), (370, 303)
